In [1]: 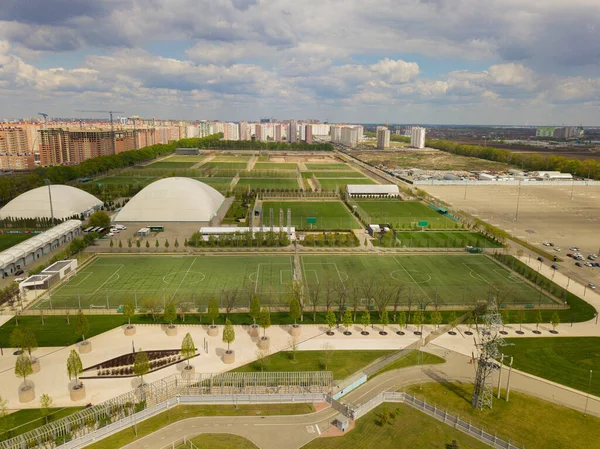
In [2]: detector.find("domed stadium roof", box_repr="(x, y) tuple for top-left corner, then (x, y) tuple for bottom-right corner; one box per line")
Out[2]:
(0, 185), (102, 220)
(112, 177), (225, 222)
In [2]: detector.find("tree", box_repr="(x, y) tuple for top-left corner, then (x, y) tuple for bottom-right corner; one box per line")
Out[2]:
(500, 310), (510, 330)
(15, 354), (32, 384)
(88, 211), (110, 228)
(535, 309), (543, 330)
(207, 297), (220, 326)
(0, 395), (13, 437)
(516, 310), (526, 332)
(74, 310), (89, 342)
(397, 311), (407, 330)
(110, 239), (114, 249)
(181, 333), (196, 367)
(381, 309), (390, 332)
(551, 311), (560, 331)
(289, 297), (301, 326)
(259, 306), (271, 338)
(448, 311), (457, 330)
(446, 440), (460, 449)
(413, 310), (424, 333)
(342, 309), (353, 332)
(128, 238), (132, 250)
(163, 301), (177, 325)
(319, 343), (334, 371)
(155, 239), (159, 251)
(361, 310), (371, 332)
(307, 282), (321, 322)
(66, 350), (83, 382)
(249, 295), (261, 326)
(465, 312), (474, 329)
(222, 319), (235, 352)
(133, 349), (150, 383)
(136, 240), (141, 250)
(9, 327), (24, 353)
(255, 348), (270, 372)
(123, 299), (135, 326)
(174, 238), (179, 250)
(145, 240), (150, 249)
(40, 394), (53, 424)
(289, 336), (298, 361)
(118, 240), (123, 249)
(379, 404), (393, 425)
(325, 309), (337, 333)
(430, 310), (442, 329)
(222, 288), (239, 319)
(164, 239), (170, 249)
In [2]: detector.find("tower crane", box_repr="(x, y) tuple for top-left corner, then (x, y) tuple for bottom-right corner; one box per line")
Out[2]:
(75, 110), (124, 154)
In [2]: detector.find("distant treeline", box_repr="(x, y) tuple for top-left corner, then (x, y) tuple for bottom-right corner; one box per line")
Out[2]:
(0, 134), (223, 208)
(426, 139), (600, 180)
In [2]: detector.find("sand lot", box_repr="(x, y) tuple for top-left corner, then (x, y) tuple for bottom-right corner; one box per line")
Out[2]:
(422, 184), (600, 257)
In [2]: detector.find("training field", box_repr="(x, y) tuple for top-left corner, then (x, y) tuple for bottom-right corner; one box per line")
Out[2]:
(235, 178), (300, 190)
(0, 234), (32, 251)
(147, 161), (196, 169)
(303, 171), (366, 179)
(36, 254), (555, 310)
(95, 176), (156, 185)
(356, 201), (456, 228)
(261, 201), (360, 229)
(392, 231), (501, 248)
(318, 178), (376, 190)
(306, 163), (349, 170)
(253, 162), (298, 170)
(193, 177), (232, 192)
(204, 162), (249, 170)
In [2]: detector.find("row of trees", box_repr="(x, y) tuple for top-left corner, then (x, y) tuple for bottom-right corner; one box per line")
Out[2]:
(302, 232), (360, 247)
(0, 216), (81, 230)
(427, 138), (600, 180)
(0, 134), (222, 208)
(187, 231), (291, 248)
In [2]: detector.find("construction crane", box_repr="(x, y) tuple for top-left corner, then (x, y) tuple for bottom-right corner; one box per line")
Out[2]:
(38, 112), (48, 128)
(75, 110), (124, 154)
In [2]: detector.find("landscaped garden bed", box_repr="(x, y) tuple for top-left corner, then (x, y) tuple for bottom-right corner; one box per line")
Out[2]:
(81, 349), (186, 378)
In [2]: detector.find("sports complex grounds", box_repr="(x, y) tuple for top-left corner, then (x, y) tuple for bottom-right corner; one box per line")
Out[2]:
(37, 254), (557, 310)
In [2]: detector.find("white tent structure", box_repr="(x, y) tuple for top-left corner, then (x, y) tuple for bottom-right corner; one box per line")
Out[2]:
(0, 185), (102, 220)
(0, 220), (81, 276)
(112, 177), (225, 222)
(346, 184), (400, 197)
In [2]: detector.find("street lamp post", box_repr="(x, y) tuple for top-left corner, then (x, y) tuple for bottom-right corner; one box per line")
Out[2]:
(514, 180), (522, 222)
(505, 357), (514, 402)
(44, 179), (55, 227)
(584, 370), (593, 417)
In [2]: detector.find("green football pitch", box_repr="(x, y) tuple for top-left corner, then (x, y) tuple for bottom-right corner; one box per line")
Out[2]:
(261, 201), (360, 229)
(355, 200), (456, 228)
(35, 254), (555, 310)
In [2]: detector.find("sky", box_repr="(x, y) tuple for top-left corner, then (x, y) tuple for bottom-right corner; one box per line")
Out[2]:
(0, 0), (599, 125)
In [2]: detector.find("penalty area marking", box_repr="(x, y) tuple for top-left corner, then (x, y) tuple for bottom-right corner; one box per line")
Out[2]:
(492, 269), (524, 284)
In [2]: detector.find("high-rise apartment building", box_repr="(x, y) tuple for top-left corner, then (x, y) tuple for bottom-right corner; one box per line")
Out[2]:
(411, 126), (426, 149)
(275, 124), (282, 142)
(0, 155), (35, 170)
(305, 125), (313, 144)
(0, 127), (29, 154)
(376, 126), (390, 149)
(288, 122), (298, 143)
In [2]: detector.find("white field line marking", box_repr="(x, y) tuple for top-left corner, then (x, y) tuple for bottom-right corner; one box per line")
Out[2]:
(71, 272), (93, 287)
(316, 424), (321, 435)
(463, 263), (492, 286)
(304, 270), (319, 284)
(255, 263), (261, 293)
(333, 262), (345, 285)
(92, 264), (125, 295)
(393, 256), (431, 302)
(171, 258), (197, 300)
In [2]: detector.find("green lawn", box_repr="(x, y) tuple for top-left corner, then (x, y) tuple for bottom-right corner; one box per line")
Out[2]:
(147, 161), (196, 169)
(253, 162), (298, 170)
(204, 162), (248, 170)
(94, 176), (156, 186)
(303, 171), (366, 179)
(355, 201), (456, 228)
(369, 351), (445, 379)
(0, 233), (33, 251)
(187, 434), (258, 449)
(502, 337), (600, 397)
(233, 350), (395, 380)
(305, 163), (350, 170)
(261, 201), (360, 230)
(193, 177), (232, 192)
(84, 404), (313, 449)
(212, 155), (252, 162)
(376, 231), (501, 248)
(406, 382), (600, 449)
(164, 155), (206, 162)
(235, 178), (300, 190)
(318, 178), (376, 190)
(302, 403), (489, 449)
(0, 407), (84, 442)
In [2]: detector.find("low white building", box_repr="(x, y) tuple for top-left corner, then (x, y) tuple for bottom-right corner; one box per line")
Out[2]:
(346, 184), (400, 197)
(199, 226), (296, 241)
(19, 259), (78, 291)
(533, 171), (573, 180)
(0, 220), (81, 277)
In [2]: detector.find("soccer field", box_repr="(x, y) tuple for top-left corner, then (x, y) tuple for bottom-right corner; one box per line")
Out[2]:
(235, 178), (300, 190)
(37, 254), (555, 310)
(261, 201), (360, 229)
(355, 201), (456, 228)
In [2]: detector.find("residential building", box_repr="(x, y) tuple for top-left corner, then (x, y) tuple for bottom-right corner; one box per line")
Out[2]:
(305, 125), (313, 144)
(376, 126), (390, 149)
(411, 126), (426, 149)
(0, 127), (29, 154)
(0, 155), (35, 170)
(288, 122), (298, 143)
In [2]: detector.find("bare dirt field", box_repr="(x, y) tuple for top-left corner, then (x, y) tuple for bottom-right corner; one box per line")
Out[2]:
(422, 184), (600, 258)
(355, 149), (512, 171)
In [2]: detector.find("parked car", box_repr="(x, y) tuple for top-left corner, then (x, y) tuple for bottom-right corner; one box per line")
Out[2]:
(589, 283), (596, 290)
(551, 264), (558, 270)
(554, 247), (561, 252)
(14, 269), (24, 276)
(567, 253), (573, 258)
(570, 247), (580, 251)
(106, 232), (114, 237)
(575, 262), (583, 267)
(594, 263), (600, 267)
(543, 242), (551, 246)
(584, 262), (593, 267)
(537, 257), (543, 262)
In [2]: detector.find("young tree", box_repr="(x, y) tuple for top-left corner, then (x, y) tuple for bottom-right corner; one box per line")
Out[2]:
(136, 240), (141, 250)
(448, 311), (457, 331)
(255, 348), (270, 372)
(551, 311), (560, 331)
(397, 311), (407, 331)
(118, 240), (123, 249)
(155, 239), (159, 251)
(259, 306), (271, 338)
(222, 319), (235, 352)
(181, 333), (196, 367)
(15, 354), (32, 385)
(516, 310), (526, 332)
(0, 395), (13, 437)
(325, 309), (337, 333)
(74, 310), (89, 342)
(133, 349), (150, 383)
(9, 327), (24, 353)
(128, 239), (132, 250)
(342, 309), (353, 333)
(289, 297), (301, 326)
(289, 336), (298, 362)
(123, 299), (136, 326)
(465, 312), (474, 329)
(145, 240), (150, 249)
(361, 310), (371, 332)
(88, 211), (110, 228)
(381, 309), (390, 333)
(66, 350), (83, 383)
(178, 302), (191, 322)
(40, 394), (53, 424)
(535, 309), (543, 330)
(249, 295), (261, 326)
(430, 310), (442, 330)
(413, 310), (424, 333)
(319, 343), (335, 371)
(379, 404), (392, 425)
(500, 310), (510, 330)
(163, 301), (177, 325)
(207, 297), (220, 326)
(307, 283), (321, 322)
(174, 239), (179, 250)
(110, 239), (114, 249)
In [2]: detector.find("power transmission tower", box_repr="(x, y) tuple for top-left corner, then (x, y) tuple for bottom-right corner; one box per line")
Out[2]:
(472, 298), (506, 410)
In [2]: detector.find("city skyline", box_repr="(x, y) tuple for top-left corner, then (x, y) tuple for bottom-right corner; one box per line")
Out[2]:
(0, 1), (599, 125)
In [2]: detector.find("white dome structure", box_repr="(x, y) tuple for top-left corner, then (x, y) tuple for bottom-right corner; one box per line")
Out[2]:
(0, 185), (102, 220)
(112, 177), (225, 222)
